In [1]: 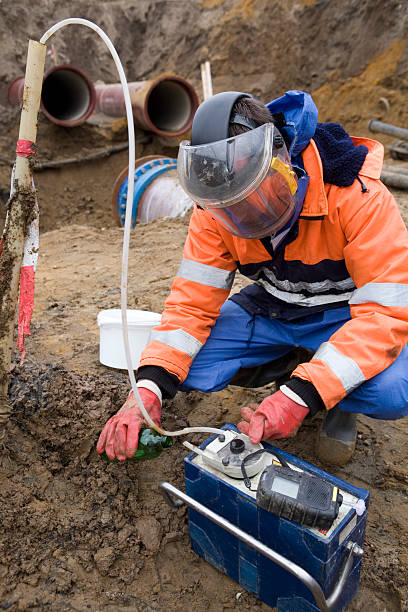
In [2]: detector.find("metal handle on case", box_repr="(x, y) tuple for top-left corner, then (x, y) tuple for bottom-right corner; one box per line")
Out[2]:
(159, 481), (364, 612)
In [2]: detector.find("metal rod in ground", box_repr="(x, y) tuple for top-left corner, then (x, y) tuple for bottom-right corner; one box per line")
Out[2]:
(381, 170), (408, 190)
(0, 39), (46, 427)
(368, 119), (408, 141)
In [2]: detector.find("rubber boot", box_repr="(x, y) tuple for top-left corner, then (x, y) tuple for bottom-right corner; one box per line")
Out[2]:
(316, 405), (357, 465)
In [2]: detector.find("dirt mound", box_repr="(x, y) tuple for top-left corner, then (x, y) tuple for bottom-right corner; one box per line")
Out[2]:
(1, 361), (174, 608)
(0, 361), (264, 611)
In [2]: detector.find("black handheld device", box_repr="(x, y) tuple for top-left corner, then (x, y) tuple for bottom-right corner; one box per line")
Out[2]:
(256, 462), (343, 530)
(240, 450), (343, 530)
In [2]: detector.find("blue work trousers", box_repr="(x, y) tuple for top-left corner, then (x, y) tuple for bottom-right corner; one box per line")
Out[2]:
(180, 300), (408, 420)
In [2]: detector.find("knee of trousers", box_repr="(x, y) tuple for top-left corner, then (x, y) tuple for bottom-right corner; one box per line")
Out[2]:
(371, 352), (408, 418)
(341, 369), (408, 420)
(375, 377), (408, 418)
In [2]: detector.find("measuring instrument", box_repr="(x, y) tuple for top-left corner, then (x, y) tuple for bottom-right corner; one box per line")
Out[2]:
(163, 425), (369, 612)
(184, 432), (364, 530)
(256, 461), (343, 530)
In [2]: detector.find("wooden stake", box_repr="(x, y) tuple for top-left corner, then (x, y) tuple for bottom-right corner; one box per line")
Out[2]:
(200, 61), (213, 101)
(0, 40), (46, 427)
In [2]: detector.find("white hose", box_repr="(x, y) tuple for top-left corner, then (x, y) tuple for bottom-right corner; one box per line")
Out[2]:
(40, 19), (225, 438)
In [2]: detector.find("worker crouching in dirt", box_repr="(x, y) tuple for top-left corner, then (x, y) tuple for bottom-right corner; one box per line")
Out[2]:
(97, 90), (408, 466)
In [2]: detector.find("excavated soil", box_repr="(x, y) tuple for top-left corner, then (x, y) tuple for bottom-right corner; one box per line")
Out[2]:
(0, 1), (408, 611)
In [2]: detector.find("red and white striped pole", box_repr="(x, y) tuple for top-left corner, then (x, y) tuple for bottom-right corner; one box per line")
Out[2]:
(0, 39), (46, 426)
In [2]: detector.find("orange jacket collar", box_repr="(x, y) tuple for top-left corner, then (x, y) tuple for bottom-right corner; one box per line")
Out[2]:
(301, 139), (328, 217)
(351, 136), (384, 180)
(300, 136), (384, 218)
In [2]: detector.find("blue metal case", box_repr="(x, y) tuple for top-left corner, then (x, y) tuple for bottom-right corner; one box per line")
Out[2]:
(183, 424), (369, 612)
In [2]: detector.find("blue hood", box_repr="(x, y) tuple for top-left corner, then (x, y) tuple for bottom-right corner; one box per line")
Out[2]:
(266, 90), (318, 158)
(266, 90), (368, 187)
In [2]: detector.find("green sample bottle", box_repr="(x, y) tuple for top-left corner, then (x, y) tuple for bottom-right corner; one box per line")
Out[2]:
(101, 427), (173, 462)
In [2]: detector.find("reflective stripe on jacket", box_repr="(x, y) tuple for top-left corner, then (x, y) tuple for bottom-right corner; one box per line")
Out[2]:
(139, 137), (408, 409)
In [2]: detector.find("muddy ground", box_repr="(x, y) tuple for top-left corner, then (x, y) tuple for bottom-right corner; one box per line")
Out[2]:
(0, 1), (408, 611)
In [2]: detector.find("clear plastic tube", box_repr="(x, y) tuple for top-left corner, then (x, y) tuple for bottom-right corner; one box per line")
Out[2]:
(40, 19), (225, 438)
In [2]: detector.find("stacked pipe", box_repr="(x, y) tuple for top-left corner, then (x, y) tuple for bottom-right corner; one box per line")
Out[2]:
(380, 165), (408, 190)
(368, 119), (408, 189)
(8, 67), (199, 135)
(368, 120), (408, 141)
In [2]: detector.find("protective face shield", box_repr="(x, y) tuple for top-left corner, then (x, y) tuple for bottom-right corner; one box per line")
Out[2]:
(178, 122), (298, 239)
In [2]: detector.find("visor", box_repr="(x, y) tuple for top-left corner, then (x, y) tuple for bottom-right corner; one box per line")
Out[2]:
(178, 122), (298, 239)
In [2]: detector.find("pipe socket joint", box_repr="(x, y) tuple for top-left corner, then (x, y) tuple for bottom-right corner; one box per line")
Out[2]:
(95, 74), (199, 137)
(112, 155), (193, 228)
(8, 65), (96, 127)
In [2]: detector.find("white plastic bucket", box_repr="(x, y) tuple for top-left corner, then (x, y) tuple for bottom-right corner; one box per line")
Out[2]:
(97, 309), (161, 369)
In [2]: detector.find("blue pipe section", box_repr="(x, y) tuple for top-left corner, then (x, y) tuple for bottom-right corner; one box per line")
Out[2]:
(117, 157), (178, 228)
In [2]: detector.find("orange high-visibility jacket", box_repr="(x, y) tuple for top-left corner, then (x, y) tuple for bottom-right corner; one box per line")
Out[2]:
(139, 137), (408, 409)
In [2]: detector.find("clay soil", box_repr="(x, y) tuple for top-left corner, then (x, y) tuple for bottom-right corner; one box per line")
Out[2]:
(0, 1), (408, 611)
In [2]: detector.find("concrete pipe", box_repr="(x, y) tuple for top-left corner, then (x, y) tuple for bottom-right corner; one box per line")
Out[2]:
(382, 165), (408, 176)
(112, 155), (193, 228)
(95, 74), (199, 138)
(8, 65), (96, 127)
(368, 119), (408, 141)
(389, 141), (408, 161)
(380, 170), (408, 190)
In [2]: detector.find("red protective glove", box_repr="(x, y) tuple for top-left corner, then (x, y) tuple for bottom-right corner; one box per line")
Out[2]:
(96, 387), (161, 461)
(237, 390), (309, 444)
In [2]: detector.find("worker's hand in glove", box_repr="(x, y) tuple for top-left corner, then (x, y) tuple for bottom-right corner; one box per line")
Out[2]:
(96, 386), (161, 461)
(237, 390), (309, 444)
